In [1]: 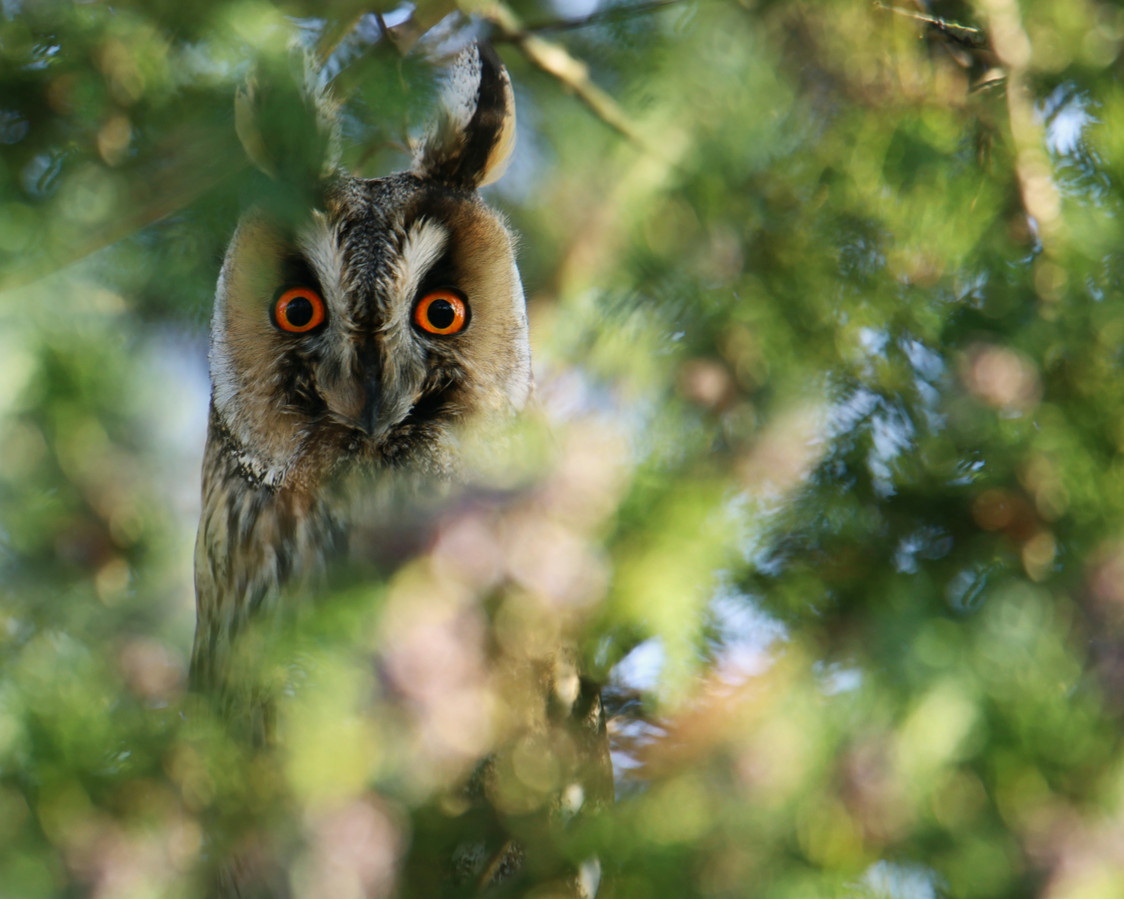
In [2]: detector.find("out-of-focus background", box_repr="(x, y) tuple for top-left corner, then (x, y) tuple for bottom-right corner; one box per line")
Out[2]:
(3, 0), (1124, 896)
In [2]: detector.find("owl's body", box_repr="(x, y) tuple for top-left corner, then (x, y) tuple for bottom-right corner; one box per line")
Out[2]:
(191, 44), (608, 897)
(192, 174), (529, 701)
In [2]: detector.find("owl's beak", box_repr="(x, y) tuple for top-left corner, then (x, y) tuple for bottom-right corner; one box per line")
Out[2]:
(358, 375), (381, 437)
(323, 369), (401, 440)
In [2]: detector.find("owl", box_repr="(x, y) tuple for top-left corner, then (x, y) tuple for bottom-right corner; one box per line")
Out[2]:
(190, 42), (610, 897)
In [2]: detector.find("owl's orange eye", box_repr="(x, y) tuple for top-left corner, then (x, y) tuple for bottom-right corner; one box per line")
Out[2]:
(272, 287), (326, 333)
(414, 289), (468, 336)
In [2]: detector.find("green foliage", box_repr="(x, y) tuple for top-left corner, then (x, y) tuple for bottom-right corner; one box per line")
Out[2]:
(5, 1), (1124, 897)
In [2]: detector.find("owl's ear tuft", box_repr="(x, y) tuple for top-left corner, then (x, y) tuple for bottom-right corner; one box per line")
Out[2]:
(235, 46), (341, 200)
(412, 43), (516, 189)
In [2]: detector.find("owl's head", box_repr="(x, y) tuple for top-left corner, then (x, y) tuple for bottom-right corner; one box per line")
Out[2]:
(209, 44), (529, 490)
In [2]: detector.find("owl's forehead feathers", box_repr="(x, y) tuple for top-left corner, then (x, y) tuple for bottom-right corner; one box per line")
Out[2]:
(326, 174), (496, 324)
(288, 176), (444, 329)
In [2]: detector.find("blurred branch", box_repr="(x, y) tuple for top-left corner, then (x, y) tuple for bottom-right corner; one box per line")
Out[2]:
(873, 2), (987, 49)
(978, 0), (1064, 253)
(874, 5), (1004, 101)
(484, 2), (660, 155)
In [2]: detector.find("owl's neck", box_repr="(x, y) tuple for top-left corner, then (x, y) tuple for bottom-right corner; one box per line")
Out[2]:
(207, 405), (294, 490)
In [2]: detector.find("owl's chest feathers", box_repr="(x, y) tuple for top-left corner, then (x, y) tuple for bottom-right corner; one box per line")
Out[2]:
(195, 416), (347, 632)
(192, 408), (446, 697)
(195, 406), (442, 618)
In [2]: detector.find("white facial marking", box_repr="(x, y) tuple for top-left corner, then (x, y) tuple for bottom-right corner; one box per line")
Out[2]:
(298, 210), (346, 318)
(209, 261), (236, 416)
(507, 258), (532, 408)
(394, 220), (450, 318)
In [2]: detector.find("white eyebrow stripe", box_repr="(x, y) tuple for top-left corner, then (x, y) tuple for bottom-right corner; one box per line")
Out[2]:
(394, 219), (449, 315)
(297, 210), (348, 321)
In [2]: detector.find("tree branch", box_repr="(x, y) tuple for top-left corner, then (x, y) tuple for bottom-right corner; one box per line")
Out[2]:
(484, 2), (661, 156)
(873, 1), (987, 49)
(977, 0), (1064, 253)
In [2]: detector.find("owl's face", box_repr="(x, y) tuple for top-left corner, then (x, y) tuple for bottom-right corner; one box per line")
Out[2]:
(208, 46), (528, 492)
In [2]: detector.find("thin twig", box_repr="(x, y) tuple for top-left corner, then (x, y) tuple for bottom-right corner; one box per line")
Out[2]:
(515, 35), (647, 146)
(873, 1), (987, 49)
(485, 2), (659, 155)
(977, 0), (1064, 253)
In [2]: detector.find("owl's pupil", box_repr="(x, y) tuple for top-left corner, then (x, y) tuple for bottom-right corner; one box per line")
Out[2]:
(284, 296), (314, 327)
(426, 299), (456, 330)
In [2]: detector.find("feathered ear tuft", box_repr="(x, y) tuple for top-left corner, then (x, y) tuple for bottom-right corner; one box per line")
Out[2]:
(234, 46), (341, 191)
(412, 43), (516, 189)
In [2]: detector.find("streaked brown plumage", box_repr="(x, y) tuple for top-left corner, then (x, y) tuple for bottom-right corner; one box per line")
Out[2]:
(191, 43), (609, 897)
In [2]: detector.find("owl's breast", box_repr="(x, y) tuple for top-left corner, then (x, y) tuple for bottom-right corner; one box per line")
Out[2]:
(190, 411), (349, 696)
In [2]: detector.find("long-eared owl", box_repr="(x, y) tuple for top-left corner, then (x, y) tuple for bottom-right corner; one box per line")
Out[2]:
(192, 43), (527, 698)
(190, 41), (609, 897)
